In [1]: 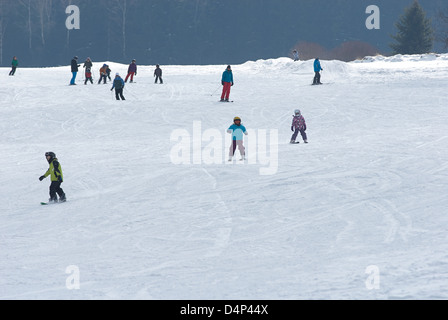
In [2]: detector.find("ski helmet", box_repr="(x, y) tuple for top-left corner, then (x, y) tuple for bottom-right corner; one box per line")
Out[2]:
(294, 109), (301, 115)
(234, 117), (241, 122)
(45, 152), (56, 162)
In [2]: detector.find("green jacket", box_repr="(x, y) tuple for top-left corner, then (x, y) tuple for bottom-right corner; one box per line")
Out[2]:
(12, 59), (18, 67)
(44, 158), (63, 182)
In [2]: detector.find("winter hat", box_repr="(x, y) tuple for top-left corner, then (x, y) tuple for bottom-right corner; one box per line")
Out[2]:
(74, 56), (78, 60)
(116, 73), (120, 76)
(227, 65), (231, 69)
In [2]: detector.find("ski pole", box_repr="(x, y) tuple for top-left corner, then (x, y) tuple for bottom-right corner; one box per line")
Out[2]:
(211, 85), (221, 96)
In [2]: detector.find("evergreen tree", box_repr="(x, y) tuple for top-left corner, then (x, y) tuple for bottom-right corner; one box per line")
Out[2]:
(390, 0), (434, 55)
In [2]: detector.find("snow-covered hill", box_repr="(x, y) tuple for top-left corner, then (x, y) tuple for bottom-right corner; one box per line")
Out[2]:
(1, 54), (448, 299)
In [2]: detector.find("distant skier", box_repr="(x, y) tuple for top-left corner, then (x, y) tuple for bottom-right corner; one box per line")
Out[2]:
(125, 59), (137, 83)
(9, 56), (18, 76)
(313, 58), (323, 85)
(221, 65), (234, 102)
(98, 64), (108, 84)
(227, 116), (248, 161)
(111, 73), (126, 100)
(293, 50), (299, 61)
(70, 56), (80, 85)
(84, 67), (93, 85)
(154, 64), (163, 84)
(83, 57), (93, 70)
(290, 109), (308, 144)
(106, 65), (112, 81)
(39, 152), (66, 203)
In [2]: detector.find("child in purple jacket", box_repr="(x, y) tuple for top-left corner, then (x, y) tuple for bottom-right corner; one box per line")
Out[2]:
(290, 109), (308, 144)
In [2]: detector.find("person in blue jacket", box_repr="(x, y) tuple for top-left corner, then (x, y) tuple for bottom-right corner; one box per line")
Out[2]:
(313, 58), (323, 85)
(227, 116), (248, 161)
(221, 65), (234, 102)
(111, 73), (126, 100)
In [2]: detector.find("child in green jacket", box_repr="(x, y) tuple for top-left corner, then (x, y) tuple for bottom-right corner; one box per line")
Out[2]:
(39, 152), (67, 203)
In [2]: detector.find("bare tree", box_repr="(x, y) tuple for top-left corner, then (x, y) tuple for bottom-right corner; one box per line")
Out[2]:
(437, 6), (448, 49)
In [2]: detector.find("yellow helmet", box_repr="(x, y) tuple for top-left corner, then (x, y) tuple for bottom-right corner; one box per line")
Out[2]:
(234, 117), (241, 122)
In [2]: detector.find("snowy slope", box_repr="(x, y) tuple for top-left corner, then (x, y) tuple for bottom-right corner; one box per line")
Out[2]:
(1, 54), (448, 300)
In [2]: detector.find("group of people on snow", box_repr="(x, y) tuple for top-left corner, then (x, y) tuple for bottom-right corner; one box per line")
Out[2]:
(67, 56), (163, 87)
(29, 54), (316, 203)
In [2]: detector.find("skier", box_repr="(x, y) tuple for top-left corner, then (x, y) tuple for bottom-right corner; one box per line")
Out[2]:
(293, 50), (299, 61)
(39, 152), (66, 203)
(154, 64), (163, 84)
(70, 56), (80, 85)
(290, 109), (308, 144)
(227, 116), (248, 161)
(83, 57), (93, 70)
(221, 65), (234, 102)
(313, 58), (323, 85)
(9, 56), (18, 76)
(84, 67), (93, 85)
(111, 73), (126, 100)
(125, 59), (137, 83)
(106, 65), (112, 81)
(98, 64), (108, 84)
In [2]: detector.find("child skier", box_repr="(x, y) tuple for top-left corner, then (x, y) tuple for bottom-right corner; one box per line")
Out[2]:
(227, 116), (248, 161)
(9, 56), (18, 76)
(290, 109), (308, 144)
(98, 64), (108, 84)
(125, 59), (137, 83)
(84, 67), (93, 84)
(39, 152), (66, 203)
(111, 73), (126, 100)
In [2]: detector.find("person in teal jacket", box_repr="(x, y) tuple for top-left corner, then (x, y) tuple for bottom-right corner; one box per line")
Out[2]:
(227, 116), (248, 161)
(9, 56), (18, 76)
(313, 58), (323, 85)
(221, 65), (234, 102)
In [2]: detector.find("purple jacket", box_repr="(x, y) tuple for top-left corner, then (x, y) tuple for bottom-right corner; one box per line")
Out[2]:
(292, 115), (306, 130)
(128, 62), (137, 73)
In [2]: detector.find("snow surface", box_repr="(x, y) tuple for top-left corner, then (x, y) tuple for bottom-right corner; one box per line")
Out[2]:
(1, 54), (448, 300)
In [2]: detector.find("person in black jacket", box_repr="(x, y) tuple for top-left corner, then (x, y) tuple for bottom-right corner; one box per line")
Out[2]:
(70, 56), (80, 85)
(154, 64), (163, 84)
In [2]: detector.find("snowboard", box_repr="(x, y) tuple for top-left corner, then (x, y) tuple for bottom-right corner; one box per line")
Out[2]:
(41, 201), (66, 205)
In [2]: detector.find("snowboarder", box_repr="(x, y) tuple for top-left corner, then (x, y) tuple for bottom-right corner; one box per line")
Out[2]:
(313, 58), (323, 85)
(70, 56), (80, 85)
(221, 65), (234, 102)
(154, 64), (163, 84)
(9, 56), (18, 76)
(290, 109), (308, 144)
(111, 73), (125, 100)
(125, 59), (137, 83)
(293, 50), (299, 61)
(84, 67), (93, 85)
(39, 152), (66, 203)
(106, 65), (112, 81)
(227, 116), (248, 161)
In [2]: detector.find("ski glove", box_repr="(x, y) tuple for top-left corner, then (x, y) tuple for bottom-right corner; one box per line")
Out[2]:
(231, 82), (234, 86)
(291, 126), (294, 132)
(39, 176), (45, 181)
(222, 81), (224, 86)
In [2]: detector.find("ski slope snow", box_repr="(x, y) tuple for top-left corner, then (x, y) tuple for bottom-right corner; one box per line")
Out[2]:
(1, 54), (448, 300)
